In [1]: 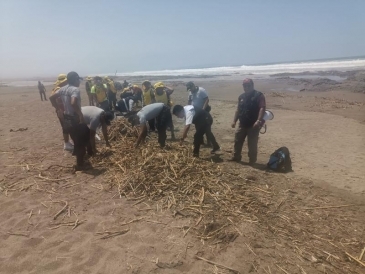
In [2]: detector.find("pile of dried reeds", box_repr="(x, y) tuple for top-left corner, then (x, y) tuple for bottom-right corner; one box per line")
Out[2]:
(91, 118), (264, 242)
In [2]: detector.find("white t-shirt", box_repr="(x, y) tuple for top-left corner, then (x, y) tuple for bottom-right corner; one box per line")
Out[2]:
(184, 105), (195, 125)
(137, 103), (164, 124)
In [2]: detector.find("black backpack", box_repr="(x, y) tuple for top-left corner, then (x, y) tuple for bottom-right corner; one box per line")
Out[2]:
(267, 147), (292, 172)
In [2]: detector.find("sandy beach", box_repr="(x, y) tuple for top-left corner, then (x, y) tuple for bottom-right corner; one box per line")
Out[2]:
(0, 74), (364, 274)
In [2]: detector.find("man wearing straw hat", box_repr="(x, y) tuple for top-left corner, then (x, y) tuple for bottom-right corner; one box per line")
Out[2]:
(51, 74), (74, 151)
(230, 78), (266, 164)
(154, 81), (175, 140)
(91, 76), (109, 111)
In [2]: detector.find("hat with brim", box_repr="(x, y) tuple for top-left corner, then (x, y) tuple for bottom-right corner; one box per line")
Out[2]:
(154, 82), (165, 89)
(54, 74), (67, 86)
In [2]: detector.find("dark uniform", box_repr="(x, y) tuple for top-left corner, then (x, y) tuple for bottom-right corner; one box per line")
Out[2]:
(233, 90), (265, 163)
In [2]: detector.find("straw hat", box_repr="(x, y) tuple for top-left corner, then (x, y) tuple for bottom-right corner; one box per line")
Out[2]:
(154, 82), (165, 89)
(54, 74), (67, 86)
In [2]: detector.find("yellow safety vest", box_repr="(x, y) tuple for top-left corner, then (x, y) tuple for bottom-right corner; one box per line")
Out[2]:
(155, 91), (168, 105)
(143, 88), (154, 105)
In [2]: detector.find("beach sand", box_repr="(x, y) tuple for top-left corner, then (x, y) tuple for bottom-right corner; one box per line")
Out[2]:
(0, 76), (364, 273)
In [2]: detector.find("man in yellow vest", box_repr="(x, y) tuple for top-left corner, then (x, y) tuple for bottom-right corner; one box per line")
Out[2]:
(85, 76), (94, 106)
(51, 74), (74, 151)
(104, 76), (117, 110)
(142, 80), (156, 131)
(91, 76), (109, 111)
(154, 82), (175, 140)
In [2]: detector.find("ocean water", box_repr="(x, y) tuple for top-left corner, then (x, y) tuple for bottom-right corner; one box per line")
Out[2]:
(2, 57), (365, 87)
(111, 57), (365, 78)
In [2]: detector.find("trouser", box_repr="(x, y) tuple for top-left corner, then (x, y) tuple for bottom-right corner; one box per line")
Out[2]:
(98, 100), (110, 112)
(86, 91), (94, 106)
(107, 91), (117, 110)
(64, 114), (92, 166)
(155, 105), (172, 147)
(148, 118), (156, 131)
(233, 125), (260, 163)
(58, 116), (68, 135)
(203, 105), (212, 145)
(40, 91), (47, 101)
(193, 113), (219, 156)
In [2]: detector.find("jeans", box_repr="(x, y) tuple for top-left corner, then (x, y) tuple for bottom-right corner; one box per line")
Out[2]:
(193, 114), (219, 156)
(148, 119), (156, 131)
(233, 125), (260, 163)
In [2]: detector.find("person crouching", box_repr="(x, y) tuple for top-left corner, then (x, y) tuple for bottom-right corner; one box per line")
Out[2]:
(128, 103), (172, 148)
(172, 105), (220, 158)
(81, 106), (114, 154)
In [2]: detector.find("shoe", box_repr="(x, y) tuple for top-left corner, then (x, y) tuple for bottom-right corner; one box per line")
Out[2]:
(248, 159), (257, 166)
(64, 142), (74, 151)
(211, 147), (221, 154)
(228, 157), (241, 162)
(193, 153), (199, 158)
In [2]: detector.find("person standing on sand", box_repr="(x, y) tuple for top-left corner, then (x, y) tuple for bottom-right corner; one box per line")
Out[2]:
(128, 102), (172, 148)
(85, 77), (94, 106)
(51, 74), (74, 151)
(104, 77), (118, 111)
(81, 106), (114, 154)
(230, 78), (266, 164)
(141, 81), (157, 131)
(38, 81), (47, 101)
(154, 82), (175, 140)
(49, 71), (91, 171)
(186, 81), (211, 146)
(172, 104), (220, 158)
(91, 76), (109, 111)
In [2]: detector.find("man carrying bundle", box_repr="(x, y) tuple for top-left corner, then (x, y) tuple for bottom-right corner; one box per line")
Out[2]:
(172, 104), (220, 158)
(91, 76), (109, 111)
(128, 103), (172, 148)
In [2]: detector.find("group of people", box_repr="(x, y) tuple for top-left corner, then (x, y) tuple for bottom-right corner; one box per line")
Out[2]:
(130, 79), (266, 162)
(46, 70), (266, 170)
